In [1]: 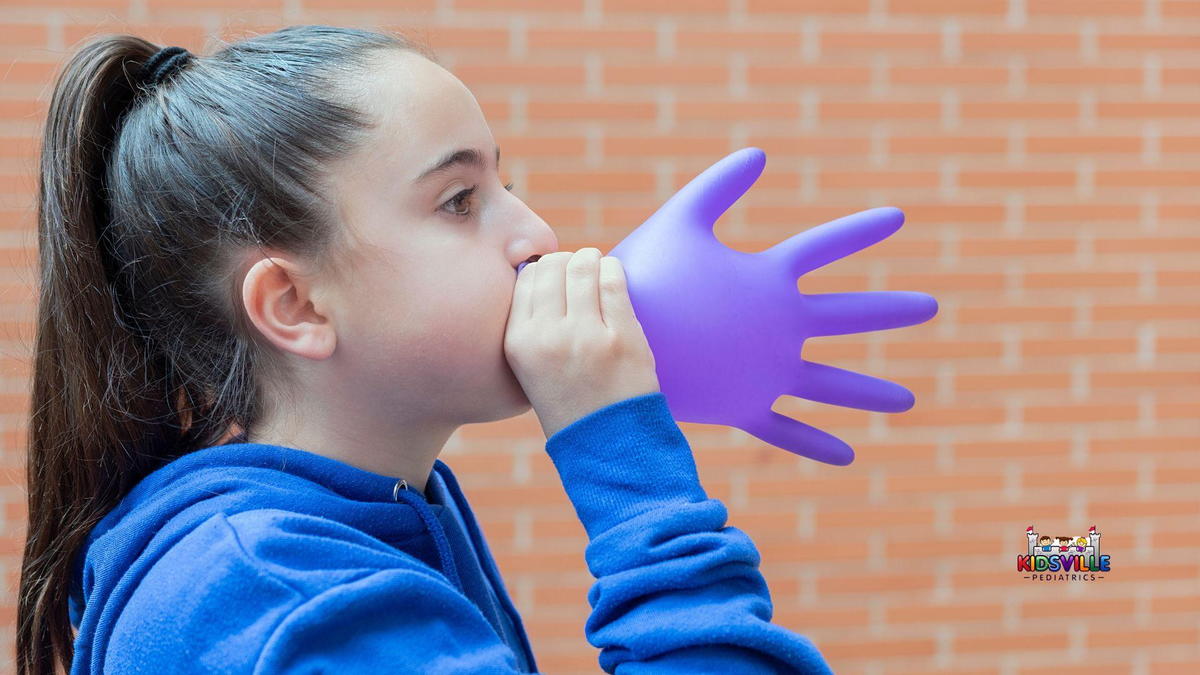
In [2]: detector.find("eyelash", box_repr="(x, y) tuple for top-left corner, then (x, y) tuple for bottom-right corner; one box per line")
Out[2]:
(443, 182), (515, 218)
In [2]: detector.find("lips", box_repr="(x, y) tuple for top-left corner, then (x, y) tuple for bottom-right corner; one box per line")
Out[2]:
(517, 255), (541, 275)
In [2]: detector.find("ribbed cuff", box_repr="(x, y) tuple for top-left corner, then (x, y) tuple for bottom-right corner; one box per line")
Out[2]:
(544, 392), (708, 539)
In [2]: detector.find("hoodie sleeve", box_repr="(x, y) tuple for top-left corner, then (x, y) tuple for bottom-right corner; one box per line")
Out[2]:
(543, 391), (834, 674)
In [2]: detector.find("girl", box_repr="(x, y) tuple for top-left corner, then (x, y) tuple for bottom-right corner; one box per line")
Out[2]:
(18, 25), (833, 674)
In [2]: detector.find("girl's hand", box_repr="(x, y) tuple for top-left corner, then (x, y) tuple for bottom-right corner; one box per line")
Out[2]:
(504, 247), (661, 440)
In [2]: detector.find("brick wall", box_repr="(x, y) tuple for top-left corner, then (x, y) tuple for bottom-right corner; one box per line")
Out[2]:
(1, 1), (1197, 673)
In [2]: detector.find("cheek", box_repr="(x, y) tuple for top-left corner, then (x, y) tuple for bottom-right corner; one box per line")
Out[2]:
(439, 273), (513, 357)
(399, 266), (514, 369)
(336, 248), (516, 386)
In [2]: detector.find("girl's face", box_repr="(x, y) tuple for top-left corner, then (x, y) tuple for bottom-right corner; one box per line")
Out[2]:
(316, 50), (557, 427)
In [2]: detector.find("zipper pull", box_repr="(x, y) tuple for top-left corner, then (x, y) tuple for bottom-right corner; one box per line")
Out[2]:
(392, 478), (408, 501)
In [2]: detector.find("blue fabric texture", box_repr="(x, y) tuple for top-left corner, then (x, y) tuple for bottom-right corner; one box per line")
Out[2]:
(68, 391), (833, 674)
(415, 468), (533, 673)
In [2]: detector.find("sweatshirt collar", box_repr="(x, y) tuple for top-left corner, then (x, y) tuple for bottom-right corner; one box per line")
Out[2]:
(164, 440), (442, 505)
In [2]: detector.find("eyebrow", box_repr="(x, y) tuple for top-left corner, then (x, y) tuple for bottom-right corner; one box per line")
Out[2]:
(414, 145), (501, 184)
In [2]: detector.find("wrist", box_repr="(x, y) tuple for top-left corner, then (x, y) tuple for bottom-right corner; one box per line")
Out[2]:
(544, 391), (707, 539)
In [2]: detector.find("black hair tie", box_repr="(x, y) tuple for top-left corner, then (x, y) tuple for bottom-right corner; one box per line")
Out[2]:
(137, 45), (193, 90)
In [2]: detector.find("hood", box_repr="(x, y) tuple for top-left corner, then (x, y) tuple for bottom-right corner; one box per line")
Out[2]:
(68, 441), (458, 658)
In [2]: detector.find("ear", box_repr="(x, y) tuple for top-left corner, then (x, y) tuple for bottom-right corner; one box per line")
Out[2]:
(240, 251), (337, 361)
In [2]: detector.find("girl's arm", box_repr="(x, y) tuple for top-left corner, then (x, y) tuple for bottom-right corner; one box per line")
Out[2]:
(543, 391), (833, 674)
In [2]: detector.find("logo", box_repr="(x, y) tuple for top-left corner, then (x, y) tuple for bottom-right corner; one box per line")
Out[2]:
(1017, 525), (1109, 581)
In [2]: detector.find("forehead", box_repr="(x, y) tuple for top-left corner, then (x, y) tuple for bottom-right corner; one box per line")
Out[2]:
(357, 51), (493, 181)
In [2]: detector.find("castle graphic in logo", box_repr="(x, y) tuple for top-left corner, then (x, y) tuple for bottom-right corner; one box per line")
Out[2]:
(1017, 525), (1110, 581)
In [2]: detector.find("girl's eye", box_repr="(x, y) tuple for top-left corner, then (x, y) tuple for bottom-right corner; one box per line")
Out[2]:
(443, 182), (517, 218)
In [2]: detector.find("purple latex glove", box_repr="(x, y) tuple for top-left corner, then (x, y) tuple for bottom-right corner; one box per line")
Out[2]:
(596, 147), (938, 465)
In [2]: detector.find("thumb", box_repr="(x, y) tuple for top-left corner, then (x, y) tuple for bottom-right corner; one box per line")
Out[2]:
(659, 146), (767, 230)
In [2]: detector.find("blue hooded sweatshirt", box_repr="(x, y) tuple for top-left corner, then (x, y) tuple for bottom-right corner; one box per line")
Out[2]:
(68, 391), (834, 673)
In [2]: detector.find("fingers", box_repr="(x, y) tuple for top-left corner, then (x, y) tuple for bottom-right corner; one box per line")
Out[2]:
(665, 147), (766, 225)
(564, 248), (602, 323)
(530, 251), (572, 319)
(518, 249), (625, 326)
(789, 359), (915, 413)
(764, 206), (905, 278)
(803, 290), (940, 337)
(597, 255), (638, 330)
(511, 258), (537, 322)
(741, 410), (856, 466)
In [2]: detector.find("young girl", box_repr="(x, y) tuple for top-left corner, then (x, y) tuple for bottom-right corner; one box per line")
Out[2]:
(19, 25), (833, 674)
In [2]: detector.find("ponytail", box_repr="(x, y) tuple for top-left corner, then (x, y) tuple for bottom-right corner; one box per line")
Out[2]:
(18, 27), (433, 674)
(19, 35), (188, 675)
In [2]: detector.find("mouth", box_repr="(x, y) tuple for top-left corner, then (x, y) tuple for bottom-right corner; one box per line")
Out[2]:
(516, 255), (541, 275)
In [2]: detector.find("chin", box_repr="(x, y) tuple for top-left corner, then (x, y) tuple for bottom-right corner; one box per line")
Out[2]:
(462, 367), (533, 424)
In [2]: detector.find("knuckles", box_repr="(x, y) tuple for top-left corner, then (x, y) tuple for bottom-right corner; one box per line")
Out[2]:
(505, 319), (626, 369)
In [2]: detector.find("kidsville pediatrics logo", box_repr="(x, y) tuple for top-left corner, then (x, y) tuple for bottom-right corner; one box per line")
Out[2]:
(1017, 525), (1111, 582)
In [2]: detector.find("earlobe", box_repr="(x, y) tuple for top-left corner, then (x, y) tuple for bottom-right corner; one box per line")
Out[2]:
(240, 254), (337, 361)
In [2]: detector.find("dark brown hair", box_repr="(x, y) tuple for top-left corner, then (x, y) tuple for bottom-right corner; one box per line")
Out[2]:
(19, 25), (434, 675)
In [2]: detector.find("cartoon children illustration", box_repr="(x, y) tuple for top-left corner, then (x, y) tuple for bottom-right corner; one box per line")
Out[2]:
(1056, 536), (1072, 552)
(1039, 535), (1053, 552)
(1074, 536), (1087, 552)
